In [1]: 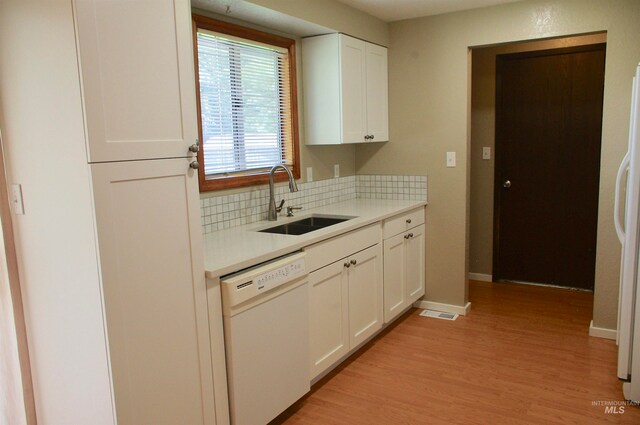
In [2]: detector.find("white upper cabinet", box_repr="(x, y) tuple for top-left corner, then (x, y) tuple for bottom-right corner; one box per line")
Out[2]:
(73, 0), (198, 162)
(302, 33), (388, 145)
(364, 42), (389, 142)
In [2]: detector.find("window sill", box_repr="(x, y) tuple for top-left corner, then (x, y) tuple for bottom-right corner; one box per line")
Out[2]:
(199, 168), (301, 192)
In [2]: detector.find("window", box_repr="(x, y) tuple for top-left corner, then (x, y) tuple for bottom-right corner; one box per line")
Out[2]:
(192, 15), (300, 191)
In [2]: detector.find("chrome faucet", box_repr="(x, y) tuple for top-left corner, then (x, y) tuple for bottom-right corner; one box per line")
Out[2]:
(268, 164), (298, 221)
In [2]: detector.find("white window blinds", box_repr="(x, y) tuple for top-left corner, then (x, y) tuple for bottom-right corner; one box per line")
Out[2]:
(196, 29), (294, 177)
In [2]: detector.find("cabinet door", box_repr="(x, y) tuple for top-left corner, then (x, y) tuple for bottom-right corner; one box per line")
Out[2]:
(339, 34), (367, 143)
(406, 224), (426, 303)
(383, 233), (406, 323)
(91, 159), (215, 425)
(348, 244), (383, 348)
(365, 42), (389, 142)
(74, 0), (198, 162)
(309, 260), (349, 380)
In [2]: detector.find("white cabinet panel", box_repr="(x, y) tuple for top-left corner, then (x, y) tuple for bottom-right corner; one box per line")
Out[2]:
(383, 233), (406, 323)
(383, 209), (426, 324)
(74, 0), (197, 162)
(406, 224), (426, 302)
(348, 245), (383, 348)
(365, 42), (388, 142)
(91, 159), (215, 425)
(340, 35), (367, 144)
(309, 260), (349, 380)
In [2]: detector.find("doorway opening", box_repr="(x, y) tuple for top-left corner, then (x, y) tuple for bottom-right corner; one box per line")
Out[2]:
(468, 32), (607, 291)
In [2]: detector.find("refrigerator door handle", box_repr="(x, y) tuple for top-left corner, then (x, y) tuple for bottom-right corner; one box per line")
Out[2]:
(615, 152), (631, 244)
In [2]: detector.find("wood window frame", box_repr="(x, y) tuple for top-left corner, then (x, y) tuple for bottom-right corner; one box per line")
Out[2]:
(192, 14), (301, 192)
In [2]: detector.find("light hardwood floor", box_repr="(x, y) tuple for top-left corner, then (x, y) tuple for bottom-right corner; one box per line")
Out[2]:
(274, 280), (640, 424)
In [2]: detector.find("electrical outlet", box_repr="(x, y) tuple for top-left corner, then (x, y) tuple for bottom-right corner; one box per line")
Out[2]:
(334, 164), (340, 178)
(446, 152), (456, 168)
(482, 147), (491, 160)
(307, 167), (313, 182)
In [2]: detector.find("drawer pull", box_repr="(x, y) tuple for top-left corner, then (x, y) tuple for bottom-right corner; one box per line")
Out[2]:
(406, 219), (412, 224)
(344, 262), (351, 268)
(350, 259), (357, 266)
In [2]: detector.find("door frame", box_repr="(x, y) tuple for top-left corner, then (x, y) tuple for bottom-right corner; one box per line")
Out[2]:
(492, 43), (607, 283)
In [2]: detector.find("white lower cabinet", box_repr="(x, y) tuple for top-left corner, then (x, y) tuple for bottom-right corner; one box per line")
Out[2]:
(348, 245), (384, 348)
(308, 259), (350, 379)
(91, 159), (217, 425)
(306, 225), (383, 380)
(382, 208), (426, 323)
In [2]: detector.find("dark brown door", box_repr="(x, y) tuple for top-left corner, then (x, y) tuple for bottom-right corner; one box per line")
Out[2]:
(493, 44), (605, 290)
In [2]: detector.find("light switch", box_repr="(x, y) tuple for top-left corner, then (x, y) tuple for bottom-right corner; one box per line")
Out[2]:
(307, 167), (313, 182)
(482, 147), (491, 160)
(446, 152), (456, 168)
(11, 184), (25, 215)
(334, 164), (340, 178)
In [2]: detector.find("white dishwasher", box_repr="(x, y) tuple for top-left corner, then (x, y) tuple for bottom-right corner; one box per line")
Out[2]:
(220, 252), (309, 425)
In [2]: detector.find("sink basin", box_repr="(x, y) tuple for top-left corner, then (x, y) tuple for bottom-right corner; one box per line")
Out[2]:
(287, 216), (350, 227)
(258, 215), (353, 235)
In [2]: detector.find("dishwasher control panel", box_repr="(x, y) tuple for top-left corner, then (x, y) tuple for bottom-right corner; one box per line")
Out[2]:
(221, 252), (307, 310)
(255, 258), (305, 291)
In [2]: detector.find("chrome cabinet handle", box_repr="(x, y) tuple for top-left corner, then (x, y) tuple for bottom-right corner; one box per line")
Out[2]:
(188, 143), (199, 153)
(503, 180), (512, 188)
(350, 259), (357, 266)
(189, 161), (199, 170)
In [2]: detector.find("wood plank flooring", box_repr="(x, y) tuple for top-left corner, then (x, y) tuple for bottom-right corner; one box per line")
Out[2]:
(273, 280), (640, 424)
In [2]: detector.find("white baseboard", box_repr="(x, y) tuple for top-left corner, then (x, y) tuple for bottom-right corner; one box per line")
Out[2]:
(468, 273), (492, 282)
(589, 320), (616, 340)
(414, 300), (472, 316)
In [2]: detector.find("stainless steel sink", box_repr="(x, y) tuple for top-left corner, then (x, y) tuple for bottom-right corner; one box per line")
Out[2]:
(258, 215), (354, 235)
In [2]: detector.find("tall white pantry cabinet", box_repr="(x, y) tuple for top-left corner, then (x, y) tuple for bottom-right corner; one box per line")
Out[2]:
(0, 1), (226, 424)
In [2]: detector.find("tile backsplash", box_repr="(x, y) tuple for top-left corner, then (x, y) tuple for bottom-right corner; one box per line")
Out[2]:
(200, 174), (427, 234)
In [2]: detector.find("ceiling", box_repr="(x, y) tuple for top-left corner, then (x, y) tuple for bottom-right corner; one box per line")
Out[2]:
(336, 0), (524, 22)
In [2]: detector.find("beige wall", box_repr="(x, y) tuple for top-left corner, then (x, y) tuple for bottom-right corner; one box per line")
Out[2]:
(469, 33), (607, 276)
(355, 0), (640, 328)
(247, 0), (389, 46)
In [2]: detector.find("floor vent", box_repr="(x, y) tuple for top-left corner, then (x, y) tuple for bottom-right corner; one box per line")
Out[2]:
(419, 309), (458, 321)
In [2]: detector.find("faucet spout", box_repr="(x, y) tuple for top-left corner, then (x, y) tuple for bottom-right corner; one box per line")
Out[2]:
(268, 165), (298, 221)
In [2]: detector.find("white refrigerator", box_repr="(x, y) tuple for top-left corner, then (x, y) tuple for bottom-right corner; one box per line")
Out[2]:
(615, 63), (640, 402)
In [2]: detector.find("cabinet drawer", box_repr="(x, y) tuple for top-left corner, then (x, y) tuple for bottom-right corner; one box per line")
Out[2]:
(383, 207), (425, 239)
(304, 223), (381, 272)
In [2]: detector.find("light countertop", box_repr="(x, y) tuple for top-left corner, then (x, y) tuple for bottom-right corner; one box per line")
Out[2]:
(203, 198), (427, 278)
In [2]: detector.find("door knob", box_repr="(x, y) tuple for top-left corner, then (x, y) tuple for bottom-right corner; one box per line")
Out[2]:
(503, 180), (511, 188)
